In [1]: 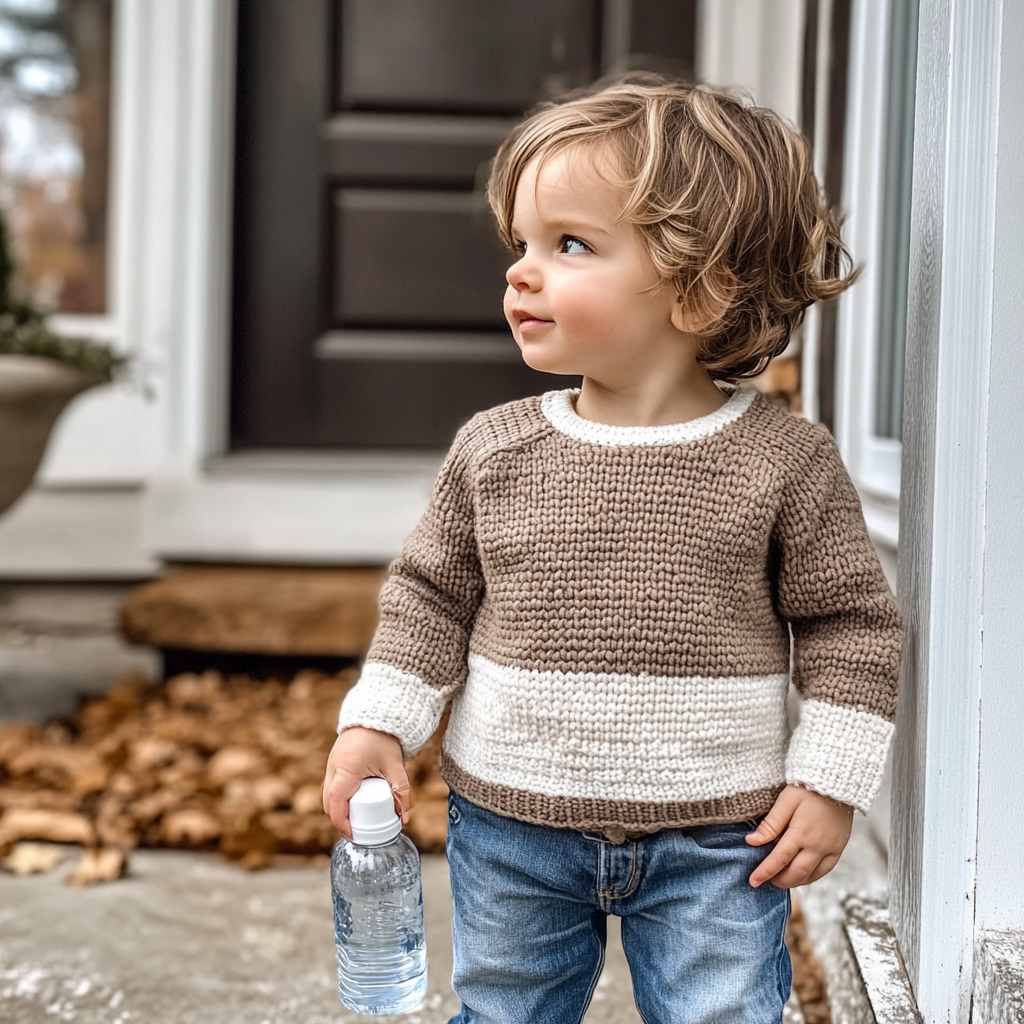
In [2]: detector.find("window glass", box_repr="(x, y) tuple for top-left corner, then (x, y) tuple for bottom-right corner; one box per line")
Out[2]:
(875, 0), (918, 440)
(0, 0), (112, 313)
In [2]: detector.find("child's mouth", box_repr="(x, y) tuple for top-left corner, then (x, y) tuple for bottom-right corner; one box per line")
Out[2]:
(513, 310), (553, 332)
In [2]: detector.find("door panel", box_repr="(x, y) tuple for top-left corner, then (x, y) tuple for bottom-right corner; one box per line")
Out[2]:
(316, 355), (568, 448)
(332, 189), (509, 327)
(322, 114), (513, 184)
(317, 0), (604, 446)
(338, 0), (600, 113)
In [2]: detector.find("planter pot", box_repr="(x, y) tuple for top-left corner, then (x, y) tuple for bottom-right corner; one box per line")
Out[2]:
(0, 354), (100, 517)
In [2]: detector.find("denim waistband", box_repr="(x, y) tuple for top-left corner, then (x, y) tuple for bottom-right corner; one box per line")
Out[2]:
(587, 817), (765, 845)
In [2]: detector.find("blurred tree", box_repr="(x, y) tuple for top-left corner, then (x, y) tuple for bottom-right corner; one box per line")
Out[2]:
(0, 0), (112, 313)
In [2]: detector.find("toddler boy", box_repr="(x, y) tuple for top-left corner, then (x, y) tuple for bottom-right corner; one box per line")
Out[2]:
(323, 77), (901, 1024)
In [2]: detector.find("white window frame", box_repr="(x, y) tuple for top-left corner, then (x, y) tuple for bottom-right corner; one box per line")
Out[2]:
(39, 0), (161, 485)
(37, 0), (235, 487)
(830, 0), (902, 549)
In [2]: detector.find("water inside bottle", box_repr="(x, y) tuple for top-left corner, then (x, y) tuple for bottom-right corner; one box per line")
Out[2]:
(332, 835), (427, 1015)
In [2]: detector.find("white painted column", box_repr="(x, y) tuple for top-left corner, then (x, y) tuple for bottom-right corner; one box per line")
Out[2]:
(973, 0), (1024, 940)
(891, 1), (1024, 1021)
(126, 0), (236, 471)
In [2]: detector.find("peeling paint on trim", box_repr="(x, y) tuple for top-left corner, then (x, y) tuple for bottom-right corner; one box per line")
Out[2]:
(841, 895), (922, 1024)
(974, 931), (1024, 1024)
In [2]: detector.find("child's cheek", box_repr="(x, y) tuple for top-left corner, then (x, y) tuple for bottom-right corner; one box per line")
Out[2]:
(556, 289), (617, 343)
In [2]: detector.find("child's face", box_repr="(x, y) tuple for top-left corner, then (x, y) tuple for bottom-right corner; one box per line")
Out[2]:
(503, 148), (679, 380)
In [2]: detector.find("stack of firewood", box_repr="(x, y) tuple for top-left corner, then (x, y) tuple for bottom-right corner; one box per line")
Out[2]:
(0, 669), (449, 882)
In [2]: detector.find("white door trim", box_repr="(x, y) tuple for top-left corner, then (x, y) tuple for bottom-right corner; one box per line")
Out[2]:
(833, 0), (901, 550)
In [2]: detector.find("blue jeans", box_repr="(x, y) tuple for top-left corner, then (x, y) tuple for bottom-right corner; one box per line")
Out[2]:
(445, 792), (791, 1024)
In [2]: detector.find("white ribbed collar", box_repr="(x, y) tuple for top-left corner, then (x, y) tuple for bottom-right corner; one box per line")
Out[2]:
(540, 385), (757, 447)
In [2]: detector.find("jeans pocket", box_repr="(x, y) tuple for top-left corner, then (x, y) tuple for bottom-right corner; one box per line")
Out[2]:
(686, 821), (755, 850)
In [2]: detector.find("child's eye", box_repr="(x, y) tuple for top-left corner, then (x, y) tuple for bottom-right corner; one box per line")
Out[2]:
(560, 236), (590, 255)
(510, 238), (526, 257)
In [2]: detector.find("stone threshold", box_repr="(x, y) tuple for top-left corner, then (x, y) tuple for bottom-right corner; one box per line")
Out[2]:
(121, 565), (387, 659)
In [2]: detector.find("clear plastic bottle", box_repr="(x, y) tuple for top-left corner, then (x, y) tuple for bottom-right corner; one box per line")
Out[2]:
(330, 777), (427, 1015)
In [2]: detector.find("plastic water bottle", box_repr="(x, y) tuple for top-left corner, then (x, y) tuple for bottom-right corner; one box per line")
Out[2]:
(330, 777), (427, 1015)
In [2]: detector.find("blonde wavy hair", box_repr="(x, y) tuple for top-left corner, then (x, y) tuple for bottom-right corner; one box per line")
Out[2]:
(488, 75), (857, 380)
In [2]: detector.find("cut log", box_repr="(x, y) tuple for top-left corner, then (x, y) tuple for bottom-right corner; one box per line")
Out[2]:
(161, 808), (222, 847)
(0, 808), (95, 847)
(1, 842), (66, 876)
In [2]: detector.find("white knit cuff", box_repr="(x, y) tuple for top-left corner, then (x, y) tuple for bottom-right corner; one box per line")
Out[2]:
(785, 699), (894, 812)
(336, 662), (449, 758)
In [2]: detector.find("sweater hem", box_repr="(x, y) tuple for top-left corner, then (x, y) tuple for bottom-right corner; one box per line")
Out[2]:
(441, 751), (784, 832)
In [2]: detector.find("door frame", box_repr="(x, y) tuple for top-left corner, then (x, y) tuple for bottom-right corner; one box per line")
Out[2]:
(138, 0), (444, 562)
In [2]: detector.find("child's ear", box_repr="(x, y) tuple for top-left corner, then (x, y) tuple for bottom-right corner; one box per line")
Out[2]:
(670, 270), (737, 335)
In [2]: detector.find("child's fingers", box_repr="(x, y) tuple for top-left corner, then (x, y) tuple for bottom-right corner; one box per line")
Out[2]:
(321, 727), (407, 837)
(806, 852), (840, 884)
(748, 836), (801, 887)
(324, 768), (360, 839)
(388, 766), (412, 823)
(746, 787), (801, 846)
(763, 848), (824, 889)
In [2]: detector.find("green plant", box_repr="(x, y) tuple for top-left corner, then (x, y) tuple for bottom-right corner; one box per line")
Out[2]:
(0, 213), (125, 383)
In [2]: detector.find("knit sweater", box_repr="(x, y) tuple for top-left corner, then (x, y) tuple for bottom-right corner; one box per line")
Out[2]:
(338, 386), (902, 832)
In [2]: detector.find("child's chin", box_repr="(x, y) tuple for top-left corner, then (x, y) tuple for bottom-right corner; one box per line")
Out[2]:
(520, 349), (578, 377)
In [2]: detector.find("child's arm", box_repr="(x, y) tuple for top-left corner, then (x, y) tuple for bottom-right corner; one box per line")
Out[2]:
(745, 785), (853, 888)
(322, 421), (484, 832)
(755, 427), (902, 884)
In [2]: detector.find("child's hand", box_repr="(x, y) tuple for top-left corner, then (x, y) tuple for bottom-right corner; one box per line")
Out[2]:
(744, 784), (853, 888)
(322, 727), (410, 840)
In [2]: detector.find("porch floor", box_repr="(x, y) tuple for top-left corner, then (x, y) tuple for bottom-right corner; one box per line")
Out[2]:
(0, 847), (644, 1024)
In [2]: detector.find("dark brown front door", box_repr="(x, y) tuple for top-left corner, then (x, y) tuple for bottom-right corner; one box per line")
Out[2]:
(231, 0), (696, 450)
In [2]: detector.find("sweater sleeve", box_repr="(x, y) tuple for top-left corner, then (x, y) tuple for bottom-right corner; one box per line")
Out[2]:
(337, 423), (484, 757)
(773, 427), (903, 812)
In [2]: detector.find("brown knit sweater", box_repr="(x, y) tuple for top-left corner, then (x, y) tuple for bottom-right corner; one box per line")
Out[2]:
(338, 386), (902, 831)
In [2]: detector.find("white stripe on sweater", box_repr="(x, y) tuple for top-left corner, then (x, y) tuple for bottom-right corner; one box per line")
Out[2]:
(444, 654), (790, 804)
(339, 655), (894, 811)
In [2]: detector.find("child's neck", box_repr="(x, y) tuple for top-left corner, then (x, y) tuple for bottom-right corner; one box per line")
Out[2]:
(573, 365), (729, 429)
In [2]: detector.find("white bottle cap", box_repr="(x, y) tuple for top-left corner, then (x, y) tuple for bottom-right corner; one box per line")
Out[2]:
(349, 777), (402, 846)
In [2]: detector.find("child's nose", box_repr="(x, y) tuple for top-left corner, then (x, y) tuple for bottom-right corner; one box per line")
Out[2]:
(506, 256), (538, 291)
